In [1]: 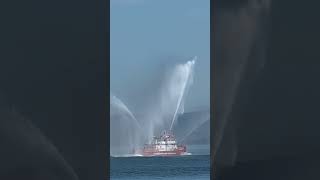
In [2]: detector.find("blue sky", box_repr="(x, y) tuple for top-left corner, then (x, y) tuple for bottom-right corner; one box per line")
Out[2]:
(111, 0), (210, 112)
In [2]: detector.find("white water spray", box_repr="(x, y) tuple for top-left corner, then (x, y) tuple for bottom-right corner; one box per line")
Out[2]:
(169, 57), (196, 130)
(110, 57), (200, 156)
(110, 94), (142, 130)
(138, 57), (197, 142)
(110, 93), (143, 156)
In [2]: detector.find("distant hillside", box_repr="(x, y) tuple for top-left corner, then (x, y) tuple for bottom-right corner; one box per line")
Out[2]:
(173, 109), (210, 145)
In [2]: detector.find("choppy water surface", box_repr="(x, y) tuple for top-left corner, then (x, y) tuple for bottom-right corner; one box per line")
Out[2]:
(110, 155), (210, 180)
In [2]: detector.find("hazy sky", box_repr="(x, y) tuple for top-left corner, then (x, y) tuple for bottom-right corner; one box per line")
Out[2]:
(111, 0), (210, 112)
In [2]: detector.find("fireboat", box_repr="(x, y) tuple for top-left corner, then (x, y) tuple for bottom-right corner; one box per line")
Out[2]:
(133, 130), (190, 156)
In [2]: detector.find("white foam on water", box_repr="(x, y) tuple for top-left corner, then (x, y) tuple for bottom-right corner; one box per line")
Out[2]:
(111, 154), (144, 158)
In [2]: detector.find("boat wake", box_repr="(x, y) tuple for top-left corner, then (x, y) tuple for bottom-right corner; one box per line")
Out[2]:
(111, 152), (193, 158)
(111, 154), (143, 158)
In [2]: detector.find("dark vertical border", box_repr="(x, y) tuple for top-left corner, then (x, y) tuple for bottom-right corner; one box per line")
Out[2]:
(97, 0), (109, 178)
(107, 0), (110, 179)
(211, 0), (216, 180)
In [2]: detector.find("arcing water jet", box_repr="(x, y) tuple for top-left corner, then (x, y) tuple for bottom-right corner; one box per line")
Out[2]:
(110, 94), (142, 130)
(110, 93), (143, 156)
(110, 57), (201, 156)
(170, 57), (196, 130)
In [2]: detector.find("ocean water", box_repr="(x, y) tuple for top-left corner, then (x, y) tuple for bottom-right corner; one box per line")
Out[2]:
(110, 155), (210, 180)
